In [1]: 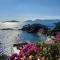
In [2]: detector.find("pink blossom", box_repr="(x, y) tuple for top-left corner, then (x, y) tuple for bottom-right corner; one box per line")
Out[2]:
(9, 53), (19, 60)
(10, 43), (40, 60)
(56, 32), (60, 40)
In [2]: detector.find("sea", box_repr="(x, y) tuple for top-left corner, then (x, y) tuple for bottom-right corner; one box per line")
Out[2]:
(0, 30), (46, 55)
(0, 19), (60, 55)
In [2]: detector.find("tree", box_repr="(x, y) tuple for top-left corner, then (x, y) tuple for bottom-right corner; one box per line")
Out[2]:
(22, 23), (48, 34)
(51, 22), (60, 36)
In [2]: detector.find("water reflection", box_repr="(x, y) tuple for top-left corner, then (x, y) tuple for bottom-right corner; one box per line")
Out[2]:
(0, 30), (41, 55)
(19, 31), (40, 43)
(0, 30), (20, 55)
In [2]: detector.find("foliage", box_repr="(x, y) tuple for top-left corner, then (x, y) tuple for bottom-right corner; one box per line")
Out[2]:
(10, 43), (40, 60)
(9, 42), (60, 60)
(51, 22), (60, 36)
(22, 23), (48, 34)
(0, 54), (8, 60)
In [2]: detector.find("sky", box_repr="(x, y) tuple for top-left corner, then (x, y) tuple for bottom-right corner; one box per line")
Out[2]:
(0, 0), (60, 21)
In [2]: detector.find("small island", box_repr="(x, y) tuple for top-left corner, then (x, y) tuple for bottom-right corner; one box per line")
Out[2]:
(21, 23), (48, 34)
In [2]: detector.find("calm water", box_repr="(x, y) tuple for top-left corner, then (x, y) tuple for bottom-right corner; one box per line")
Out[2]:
(0, 30), (42, 55)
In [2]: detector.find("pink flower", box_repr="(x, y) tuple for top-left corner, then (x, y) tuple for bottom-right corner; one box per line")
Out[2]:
(56, 32), (60, 41)
(10, 53), (19, 60)
(10, 43), (40, 60)
(19, 43), (40, 58)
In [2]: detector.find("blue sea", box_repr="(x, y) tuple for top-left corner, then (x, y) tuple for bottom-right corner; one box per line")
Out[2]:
(0, 30), (43, 55)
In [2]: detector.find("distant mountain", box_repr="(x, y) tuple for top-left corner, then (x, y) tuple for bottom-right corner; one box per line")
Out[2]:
(24, 20), (32, 22)
(5, 20), (19, 22)
(0, 19), (60, 30)
(24, 19), (60, 28)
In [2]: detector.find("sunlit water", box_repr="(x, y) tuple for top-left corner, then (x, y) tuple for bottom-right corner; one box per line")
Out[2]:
(0, 30), (46, 55)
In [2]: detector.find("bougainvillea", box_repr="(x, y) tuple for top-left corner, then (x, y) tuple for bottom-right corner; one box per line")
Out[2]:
(56, 32), (60, 41)
(9, 53), (19, 60)
(20, 44), (40, 56)
(10, 43), (40, 60)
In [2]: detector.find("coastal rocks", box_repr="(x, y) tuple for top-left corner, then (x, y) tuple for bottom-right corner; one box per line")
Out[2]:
(22, 24), (48, 34)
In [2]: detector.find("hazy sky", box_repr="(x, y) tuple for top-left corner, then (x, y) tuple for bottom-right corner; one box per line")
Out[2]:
(0, 0), (60, 21)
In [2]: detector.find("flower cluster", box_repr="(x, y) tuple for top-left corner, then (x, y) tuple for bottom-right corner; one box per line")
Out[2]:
(9, 53), (19, 60)
(56, 32), (60, 41)
(19, 43), (40, 58)
(10, 43), (40, 60)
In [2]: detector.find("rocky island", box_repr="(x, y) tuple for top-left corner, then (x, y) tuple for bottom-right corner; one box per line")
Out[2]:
(22, 23), (48, 34)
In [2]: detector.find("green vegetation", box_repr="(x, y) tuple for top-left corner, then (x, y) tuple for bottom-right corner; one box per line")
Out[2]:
(37, 42), (60, 60)
(0, 54), (8, 60)
(22, 23), (48, 34)
(9, 42), (60, 60)
(50, 22), (60, 36)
